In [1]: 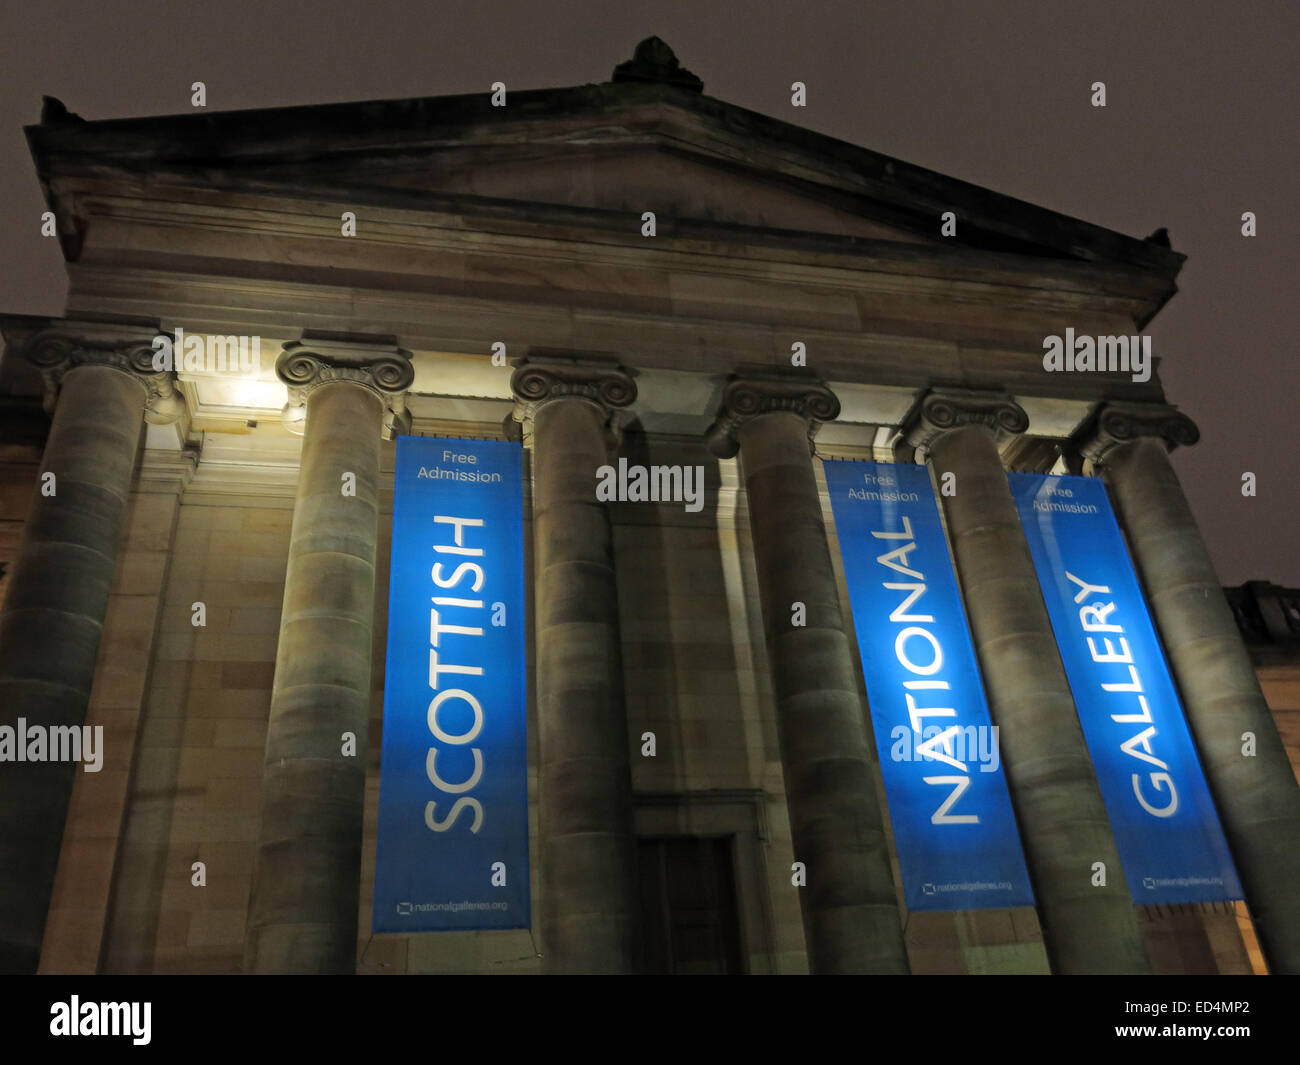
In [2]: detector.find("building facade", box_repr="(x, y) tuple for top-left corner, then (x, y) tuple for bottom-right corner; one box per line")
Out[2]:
(1, 39), (1297, 975)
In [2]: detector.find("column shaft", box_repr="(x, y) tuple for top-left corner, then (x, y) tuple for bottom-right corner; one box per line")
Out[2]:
(532, 397), (640, 973)
(244, 381), (384, 973)
(0, 365), (146, 973)
(1103, 437), (1300, 973)
(928, 425), (1148, 973)
(740, 412), (909, 974)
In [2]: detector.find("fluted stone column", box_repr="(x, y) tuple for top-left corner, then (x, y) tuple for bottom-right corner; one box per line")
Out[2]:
(902, 388), (1148, 974)
(510, 356), (641, 974)
(244, 337), (412, 974)
(707, 373), (909, 975)
(0, 318), (182, 974)
(1077, 402), (1300, 974)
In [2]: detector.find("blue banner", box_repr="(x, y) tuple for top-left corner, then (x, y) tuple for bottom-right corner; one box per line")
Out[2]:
(373, 436), (530, 931)
(825, 460), (1035, 911)
(1009, 472), (1241, 903)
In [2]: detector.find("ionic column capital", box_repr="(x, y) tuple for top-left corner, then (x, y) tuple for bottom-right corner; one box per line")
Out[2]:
(509, 354), (637, 446)
(276, 336), (414, 438)
(1070, 401), (1200, 469)
(704, 372), (840, 459)
(901, 387), (1029, 455)
(509, 354), (637, 416)
(5, 317), (185, 424)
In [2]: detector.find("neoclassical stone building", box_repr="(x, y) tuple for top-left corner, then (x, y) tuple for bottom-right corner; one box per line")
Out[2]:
(1, 38), (1296, 975)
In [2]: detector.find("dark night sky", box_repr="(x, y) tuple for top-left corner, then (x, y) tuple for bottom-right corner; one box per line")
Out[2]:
(1, 1), (1295, 583)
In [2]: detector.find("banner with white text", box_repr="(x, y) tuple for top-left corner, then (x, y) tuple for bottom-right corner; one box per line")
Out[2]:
(825, 460), (1035, 911)
(1009, 472), (1241, 904)
(373, 436), (530, 931)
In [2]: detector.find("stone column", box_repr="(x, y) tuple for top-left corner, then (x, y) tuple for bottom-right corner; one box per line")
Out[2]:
(0, 318), (182, 974)
(244, 337), (412, 974)
(510, 356), (641, 974)
(1076, 402), (1300, 974)
(706, 373), (909, 975)
(902, 388), (1148, 974)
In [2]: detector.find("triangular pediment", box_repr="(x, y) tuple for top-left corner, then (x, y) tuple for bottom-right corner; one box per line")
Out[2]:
(26, 48), (1183, 277)
(247, 139), (935, 245)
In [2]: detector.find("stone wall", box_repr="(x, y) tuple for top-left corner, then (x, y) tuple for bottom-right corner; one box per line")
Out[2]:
(97, 498), (287, 972)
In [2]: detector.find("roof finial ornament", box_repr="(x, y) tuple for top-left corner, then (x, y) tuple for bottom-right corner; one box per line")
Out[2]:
(40, 96), (85, 125)
(612, 37), (703, 93)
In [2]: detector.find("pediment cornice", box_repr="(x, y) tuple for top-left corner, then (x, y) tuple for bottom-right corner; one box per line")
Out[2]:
(27, 73), (1184, 281)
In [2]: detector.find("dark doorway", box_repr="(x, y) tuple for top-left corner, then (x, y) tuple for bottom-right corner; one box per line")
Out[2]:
(638, 836), (745, 974)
